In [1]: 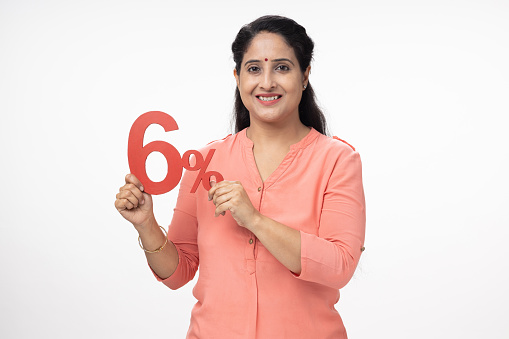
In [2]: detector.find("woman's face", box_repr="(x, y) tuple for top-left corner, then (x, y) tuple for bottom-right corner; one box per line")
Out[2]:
(234, 32), (310, 128)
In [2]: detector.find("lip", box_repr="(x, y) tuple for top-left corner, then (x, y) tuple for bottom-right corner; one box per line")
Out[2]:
(256, 93), (282, 106)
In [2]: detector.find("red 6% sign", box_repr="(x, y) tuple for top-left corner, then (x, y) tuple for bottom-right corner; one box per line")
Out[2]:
(128, 111), (223, 195)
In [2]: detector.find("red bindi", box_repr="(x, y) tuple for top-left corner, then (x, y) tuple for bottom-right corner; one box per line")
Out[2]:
(265, 58), (268, 61)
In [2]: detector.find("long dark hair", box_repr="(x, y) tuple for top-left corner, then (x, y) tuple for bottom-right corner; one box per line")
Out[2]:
(231, 15), (328, 135)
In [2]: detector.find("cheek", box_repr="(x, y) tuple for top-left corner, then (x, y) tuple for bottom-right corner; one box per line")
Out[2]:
(239, 82), (257, 98)
(238, 84), (255, 109)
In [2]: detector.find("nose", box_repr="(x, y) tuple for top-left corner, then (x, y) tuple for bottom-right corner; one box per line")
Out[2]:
(260, 70), (276, 90)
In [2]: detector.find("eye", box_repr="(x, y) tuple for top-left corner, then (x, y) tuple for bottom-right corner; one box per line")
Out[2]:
(247, 66), (261, 73)
(276, 65), (290, 71)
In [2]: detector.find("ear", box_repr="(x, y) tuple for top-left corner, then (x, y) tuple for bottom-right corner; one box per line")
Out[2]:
(303, 65), (311, 88)
(234, 68), (240, 88)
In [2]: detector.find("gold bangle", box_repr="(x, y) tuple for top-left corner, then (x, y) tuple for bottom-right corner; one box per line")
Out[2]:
(138, 226), (168, 253)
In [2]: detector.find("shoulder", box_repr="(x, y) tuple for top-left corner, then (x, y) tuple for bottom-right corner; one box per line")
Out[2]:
(205, 133), (234, 146)
(332, 136), (356, 152)
(308, 132), (362, 176)
(197, 133), (236, 152)
(314, 132), (358, 156)
(312, 134), (363, 185)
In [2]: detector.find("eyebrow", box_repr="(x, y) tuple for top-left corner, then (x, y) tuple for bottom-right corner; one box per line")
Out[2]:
(243, 58), (295, 66)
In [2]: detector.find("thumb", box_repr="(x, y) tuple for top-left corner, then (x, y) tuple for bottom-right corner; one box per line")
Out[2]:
(208, 181), (217, 201)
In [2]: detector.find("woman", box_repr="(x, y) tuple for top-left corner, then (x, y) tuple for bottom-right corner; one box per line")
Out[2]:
(115, 15), (366, 338)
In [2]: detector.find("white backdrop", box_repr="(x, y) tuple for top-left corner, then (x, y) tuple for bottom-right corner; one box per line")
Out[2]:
(1, 0), (508, 338)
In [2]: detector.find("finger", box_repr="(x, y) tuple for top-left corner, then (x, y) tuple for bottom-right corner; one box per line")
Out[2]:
(116, 190), (141, 208)
(124, 200), (135, 210)
(208, 180), (232, 201)
(117, 191), (138, 207)
(115, 198), (134, 211)
(214, 192), (238, 217)
(215, 200), (231, 217)
(125, 173), (144, 192)
(207, 180), (217, 200)
(208, 181), (222, 201)
(127, 183), (145, 204)
(213, 190), (234, 208)
(114, 198), (124, 211)
(211, 186), (235, 205)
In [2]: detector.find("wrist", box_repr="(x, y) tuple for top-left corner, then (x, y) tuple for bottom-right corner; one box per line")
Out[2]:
(136, 218), (167, 253)
(134, 215), (158, 234)
(246, 212), (265, 233)
(138, 225), (168, 253)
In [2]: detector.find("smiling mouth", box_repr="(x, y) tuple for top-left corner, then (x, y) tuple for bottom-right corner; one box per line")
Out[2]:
(256, 95), (282, 101)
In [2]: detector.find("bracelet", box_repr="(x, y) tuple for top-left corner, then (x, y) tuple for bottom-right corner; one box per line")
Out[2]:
(138, 226), (168, 253)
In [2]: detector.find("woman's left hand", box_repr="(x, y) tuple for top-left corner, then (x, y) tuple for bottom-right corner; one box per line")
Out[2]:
(208, 181), (261, 229)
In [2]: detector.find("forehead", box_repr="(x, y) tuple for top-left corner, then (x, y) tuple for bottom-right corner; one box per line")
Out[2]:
(243, 32), (297, 61)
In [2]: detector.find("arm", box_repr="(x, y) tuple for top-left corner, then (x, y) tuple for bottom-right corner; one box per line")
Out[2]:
(209, 150), (365, 289)
(115, 174), (179, 279)
(137, 217), (179, 280)
(208, 180), (302, 273)
(248, 214), (302, 274)
(115, 173), (199, 288)
(295, 151), (365, 289)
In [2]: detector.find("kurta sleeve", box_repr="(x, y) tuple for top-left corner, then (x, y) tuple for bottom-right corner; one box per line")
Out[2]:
(152, 169), (200, 290)
(294, 150), (366, 290)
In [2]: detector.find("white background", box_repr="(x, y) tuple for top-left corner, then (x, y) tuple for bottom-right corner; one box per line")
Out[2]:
(1, 0), (508, 338)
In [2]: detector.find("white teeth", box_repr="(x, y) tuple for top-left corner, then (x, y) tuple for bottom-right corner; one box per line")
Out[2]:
(258, 96), (280, 101)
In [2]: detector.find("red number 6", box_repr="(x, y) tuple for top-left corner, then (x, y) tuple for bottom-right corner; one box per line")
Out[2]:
(128, 111), (183, 195)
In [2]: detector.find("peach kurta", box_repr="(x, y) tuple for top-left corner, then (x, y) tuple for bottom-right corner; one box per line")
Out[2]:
(154, 128), (366, 338)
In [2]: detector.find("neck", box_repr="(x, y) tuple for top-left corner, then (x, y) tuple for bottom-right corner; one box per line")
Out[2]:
(246, 119), (311, 149)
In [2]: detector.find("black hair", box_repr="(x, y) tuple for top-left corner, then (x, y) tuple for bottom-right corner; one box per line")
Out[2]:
(231, 15), (328, 135)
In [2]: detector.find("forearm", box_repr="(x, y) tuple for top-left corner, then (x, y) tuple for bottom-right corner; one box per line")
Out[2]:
(248, 214), (302, 274)
(137, 217), (179, 280)
(209, 181), (302, 274)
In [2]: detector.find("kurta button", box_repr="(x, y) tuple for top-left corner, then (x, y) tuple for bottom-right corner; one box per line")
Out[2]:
(258, 187), (262, 192)
(361, 246), (365, 252)
(249, 239), (253, 244)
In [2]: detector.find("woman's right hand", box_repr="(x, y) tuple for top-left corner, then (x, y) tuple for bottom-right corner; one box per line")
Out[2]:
(115, 174), (155, 229)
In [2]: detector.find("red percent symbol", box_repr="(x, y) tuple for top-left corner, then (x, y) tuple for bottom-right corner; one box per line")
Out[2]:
(128, 111), (223, 195)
